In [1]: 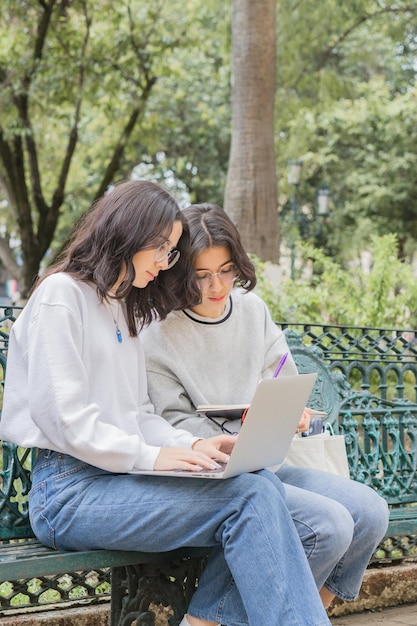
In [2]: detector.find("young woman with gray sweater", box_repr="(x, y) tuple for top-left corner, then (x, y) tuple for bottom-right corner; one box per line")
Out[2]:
(142, 202), (389, 616)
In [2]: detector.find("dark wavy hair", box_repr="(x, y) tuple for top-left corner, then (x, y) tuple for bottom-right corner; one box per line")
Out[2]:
(183, 203), (257, 291)
(37, 180), (201, 335)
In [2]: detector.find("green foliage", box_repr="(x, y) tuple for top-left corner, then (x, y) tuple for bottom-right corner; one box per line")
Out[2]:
(292, 83), (417, 261)
(275, 1), (417, 263)
(254, 234), (417, 328)
(0, 0), (232, 292)
(127, 0), (231, 206)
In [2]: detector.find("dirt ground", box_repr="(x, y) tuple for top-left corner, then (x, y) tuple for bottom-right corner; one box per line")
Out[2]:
(150, 603), (174, 625)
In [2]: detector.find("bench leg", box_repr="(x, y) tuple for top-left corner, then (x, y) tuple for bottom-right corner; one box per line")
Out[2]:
(110, 557), (206, 626)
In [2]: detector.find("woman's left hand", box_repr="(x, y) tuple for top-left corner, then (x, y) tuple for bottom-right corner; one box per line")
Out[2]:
(193, 434), (236, 463)
(297, 407), (312, 434)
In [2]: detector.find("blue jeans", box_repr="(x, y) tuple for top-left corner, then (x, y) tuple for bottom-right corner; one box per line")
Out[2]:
(30, 450), (330, 626)
(278, 464), (389, 601)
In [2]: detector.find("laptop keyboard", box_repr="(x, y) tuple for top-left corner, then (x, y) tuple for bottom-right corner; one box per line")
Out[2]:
(192, 461), (228, 475)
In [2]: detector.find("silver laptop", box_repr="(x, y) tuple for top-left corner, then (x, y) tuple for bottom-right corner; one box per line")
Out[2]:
(131, 373), (317, 479)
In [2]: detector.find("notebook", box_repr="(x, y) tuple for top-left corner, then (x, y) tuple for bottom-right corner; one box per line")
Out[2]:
(196, 404), (248, 421)
(130, 372), (317, 479)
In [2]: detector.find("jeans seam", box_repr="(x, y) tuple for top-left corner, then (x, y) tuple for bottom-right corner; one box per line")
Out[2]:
(53, 463), (89, 481)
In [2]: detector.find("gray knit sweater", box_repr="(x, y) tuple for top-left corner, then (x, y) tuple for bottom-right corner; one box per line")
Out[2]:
(141, 289), (298, 438)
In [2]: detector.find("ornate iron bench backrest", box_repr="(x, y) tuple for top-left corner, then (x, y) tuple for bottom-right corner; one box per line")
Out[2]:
(285, 328), (417, 508)
(284, 329), (343, 430)
(0, 307), (33, 539)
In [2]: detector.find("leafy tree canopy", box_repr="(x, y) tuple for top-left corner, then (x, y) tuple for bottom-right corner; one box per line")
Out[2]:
(1, 0), (417, 297)
(275, 0), (417, 264)
(0, 0), (231, 295)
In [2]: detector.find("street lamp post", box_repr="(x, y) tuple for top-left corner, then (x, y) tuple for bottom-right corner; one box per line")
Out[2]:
(315, 185), (332, 246)
(288, 159), (303, 280)
(286, 162), (331, 279)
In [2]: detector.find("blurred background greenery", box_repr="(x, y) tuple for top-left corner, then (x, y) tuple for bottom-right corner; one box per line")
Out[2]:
(1, 0), (417, 324)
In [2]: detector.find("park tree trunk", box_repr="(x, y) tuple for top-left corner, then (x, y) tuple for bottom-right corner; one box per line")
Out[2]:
(224, 0), (278, 262)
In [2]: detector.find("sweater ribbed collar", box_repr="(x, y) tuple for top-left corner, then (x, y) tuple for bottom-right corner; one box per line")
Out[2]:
(182, 295), (233, 325)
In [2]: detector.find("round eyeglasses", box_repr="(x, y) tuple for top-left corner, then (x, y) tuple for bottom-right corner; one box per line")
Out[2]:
(195, 263), (238, 289)
(154, 241), (180, 269)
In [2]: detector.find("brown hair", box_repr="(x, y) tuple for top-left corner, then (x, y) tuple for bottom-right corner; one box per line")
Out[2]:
(183, 203), (257, 291)
(37, 180), (200, 334)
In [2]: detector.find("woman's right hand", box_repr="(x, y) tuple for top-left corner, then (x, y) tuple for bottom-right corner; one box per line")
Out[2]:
(154, 446), (222, 472)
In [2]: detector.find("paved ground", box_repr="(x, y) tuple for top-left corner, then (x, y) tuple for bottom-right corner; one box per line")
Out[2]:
(331, 603), (417, 625)
(1, 603), (417, 625)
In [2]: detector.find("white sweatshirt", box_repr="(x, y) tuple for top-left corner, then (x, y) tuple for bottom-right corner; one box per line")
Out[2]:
(141, 289), (298, 438)
(0, 273), (198, 472)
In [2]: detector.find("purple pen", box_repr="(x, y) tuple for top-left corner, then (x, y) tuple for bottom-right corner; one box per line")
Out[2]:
(273, 352), (288, 378)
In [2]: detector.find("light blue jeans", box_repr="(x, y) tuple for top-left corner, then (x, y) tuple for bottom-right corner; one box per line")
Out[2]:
(30, 450), (330, 626)
(278, 463), (390, 601)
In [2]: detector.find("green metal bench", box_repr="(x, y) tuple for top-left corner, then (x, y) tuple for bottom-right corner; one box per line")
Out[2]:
(0, 527), (206, 625)
(1, 310), (417, 624)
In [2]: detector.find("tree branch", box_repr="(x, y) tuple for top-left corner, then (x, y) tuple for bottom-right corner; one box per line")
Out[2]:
(17, 1), (57, 222)
(293, 5), (417, 87)
(0, 235), (22, 282)
(50, 3), (91, 211)
(31, 1), (57, 79)
(35, 1), (92, 253)
(93, 4), (161, 200)
(94, 82), (156, 201)
(321, 6), (417, 68)
(0, 129), (19, 215)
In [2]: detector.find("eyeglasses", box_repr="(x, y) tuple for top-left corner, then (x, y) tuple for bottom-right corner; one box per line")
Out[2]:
(154, 241), (180, 269)
(195, 263), (238, 289)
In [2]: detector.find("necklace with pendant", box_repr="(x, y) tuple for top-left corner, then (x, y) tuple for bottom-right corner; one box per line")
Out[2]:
(113, 319), (123, 344)
(108, 299), (123, 343)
